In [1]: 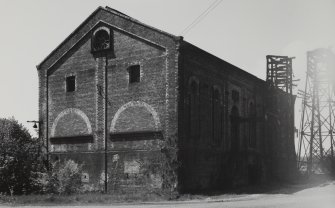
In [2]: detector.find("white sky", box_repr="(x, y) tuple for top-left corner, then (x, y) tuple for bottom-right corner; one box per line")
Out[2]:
(0, 0), (334, 136)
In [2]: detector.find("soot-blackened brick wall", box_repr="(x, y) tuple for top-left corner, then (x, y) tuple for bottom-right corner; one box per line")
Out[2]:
(264, 88), (297, 182)
(177, 42), (296, 192)
(38, 6), (296, 193)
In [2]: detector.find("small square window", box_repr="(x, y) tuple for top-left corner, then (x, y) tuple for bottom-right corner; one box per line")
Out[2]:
(128, 65), (140, 83)
(66, 76), (76, 92)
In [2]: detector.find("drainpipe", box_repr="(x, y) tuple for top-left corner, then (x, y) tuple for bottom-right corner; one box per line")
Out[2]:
(46, 74), (49, 170)
(104, 55), (108, 193)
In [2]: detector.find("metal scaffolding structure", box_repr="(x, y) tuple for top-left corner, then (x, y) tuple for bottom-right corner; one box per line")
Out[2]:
(266, 55), (295, 94)
(297, 48), (335, 174)
(266, 55), (297, 179)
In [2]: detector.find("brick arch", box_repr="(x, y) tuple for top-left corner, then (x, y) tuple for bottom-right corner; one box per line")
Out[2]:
(110, 101), (161, 133)
(50, 108), (92, 137)
(93, 26), (110, 35)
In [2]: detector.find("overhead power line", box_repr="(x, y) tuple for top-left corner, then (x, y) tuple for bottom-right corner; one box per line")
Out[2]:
(180, 0), (223, 36)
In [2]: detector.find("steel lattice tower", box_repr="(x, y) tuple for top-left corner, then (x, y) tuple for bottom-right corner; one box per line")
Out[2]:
(297, 48), (335, 174)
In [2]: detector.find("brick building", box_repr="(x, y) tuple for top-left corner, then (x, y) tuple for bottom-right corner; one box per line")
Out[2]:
(37, 6), (296, 193)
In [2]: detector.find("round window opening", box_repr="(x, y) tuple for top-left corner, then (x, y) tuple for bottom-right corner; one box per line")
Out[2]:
(93, 30), (110, 51)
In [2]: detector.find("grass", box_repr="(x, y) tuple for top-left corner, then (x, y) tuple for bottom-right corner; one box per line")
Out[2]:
(1, 174), (334, 206)
(0, 191), (169, 206)
(1, 192), (250, 206)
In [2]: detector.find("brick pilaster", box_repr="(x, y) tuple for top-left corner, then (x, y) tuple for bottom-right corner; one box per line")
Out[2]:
(95, 57), (107, 150)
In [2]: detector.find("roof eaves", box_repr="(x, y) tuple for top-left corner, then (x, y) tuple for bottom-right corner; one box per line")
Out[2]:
(38, 6), (182, 70)
(182, 40), (265, 84)
(103, 6), (181, 41)
(37, 6), (103, 70)
(45, 20), (169, 75)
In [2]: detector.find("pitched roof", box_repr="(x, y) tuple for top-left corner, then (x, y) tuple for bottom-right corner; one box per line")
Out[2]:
(103, 6), (178, 39)
(37, 6), (181, 71)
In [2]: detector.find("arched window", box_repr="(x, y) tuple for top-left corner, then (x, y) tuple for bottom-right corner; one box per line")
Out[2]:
(248, 102), (257, 148)
(212, 87), (221, 143)
(91, 27), (114, 57)
(93, 30), (110, 51)
(230, 106), (240, 152)
(189, 81), (199, 141)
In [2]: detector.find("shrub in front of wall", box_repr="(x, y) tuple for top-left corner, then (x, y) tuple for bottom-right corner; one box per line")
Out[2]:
(43, 160), (83, 195)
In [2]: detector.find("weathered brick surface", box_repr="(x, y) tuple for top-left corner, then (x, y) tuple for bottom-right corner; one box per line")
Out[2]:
(39, 7), (180, 192)
(46, 35), (96, 154)
(264, 89), (297, 182)
(38, 6), (296, 193)
(178, 42), (296, 192)
(106, 151), (163, 191)
(50, 153), (105, 191)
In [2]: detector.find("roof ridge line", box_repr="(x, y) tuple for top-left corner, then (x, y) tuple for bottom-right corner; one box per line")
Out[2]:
(102, 6), (180, 40)
(37, 6), (104, 69)
(38, 6), (182, 70)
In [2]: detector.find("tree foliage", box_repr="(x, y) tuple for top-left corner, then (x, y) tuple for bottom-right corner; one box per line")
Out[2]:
(0, 118), (44, 195)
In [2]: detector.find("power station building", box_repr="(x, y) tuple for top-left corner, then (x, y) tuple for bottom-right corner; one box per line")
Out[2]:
(37, 6), (296, 193)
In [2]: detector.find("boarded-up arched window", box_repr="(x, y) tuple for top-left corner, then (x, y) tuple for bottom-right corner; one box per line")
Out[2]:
(230, 106), (240, 152)
(212, 87), (221, 144)
(249, 102), (257, 148)
(189, 81), (199, 140)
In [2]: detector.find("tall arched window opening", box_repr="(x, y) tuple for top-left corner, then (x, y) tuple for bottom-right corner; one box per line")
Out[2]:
(189, 81), (199, 141)
(230, 106), (240, 152)
(248, 102), (257, 148)
(212, 88), (221, 144)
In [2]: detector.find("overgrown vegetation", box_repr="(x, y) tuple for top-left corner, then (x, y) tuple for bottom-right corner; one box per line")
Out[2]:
(41, 160), (83, 195)
(0, 118), (84, 196)
(160, 133), (179, 194)
(0, 118), (45, 195)
(0, 191), (168, 205)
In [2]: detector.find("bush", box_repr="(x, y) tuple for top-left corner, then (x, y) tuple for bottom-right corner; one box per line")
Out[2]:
(323, 154), (335, 176)
(43, 160), (83, 195)
(0, 118), (45, 195)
